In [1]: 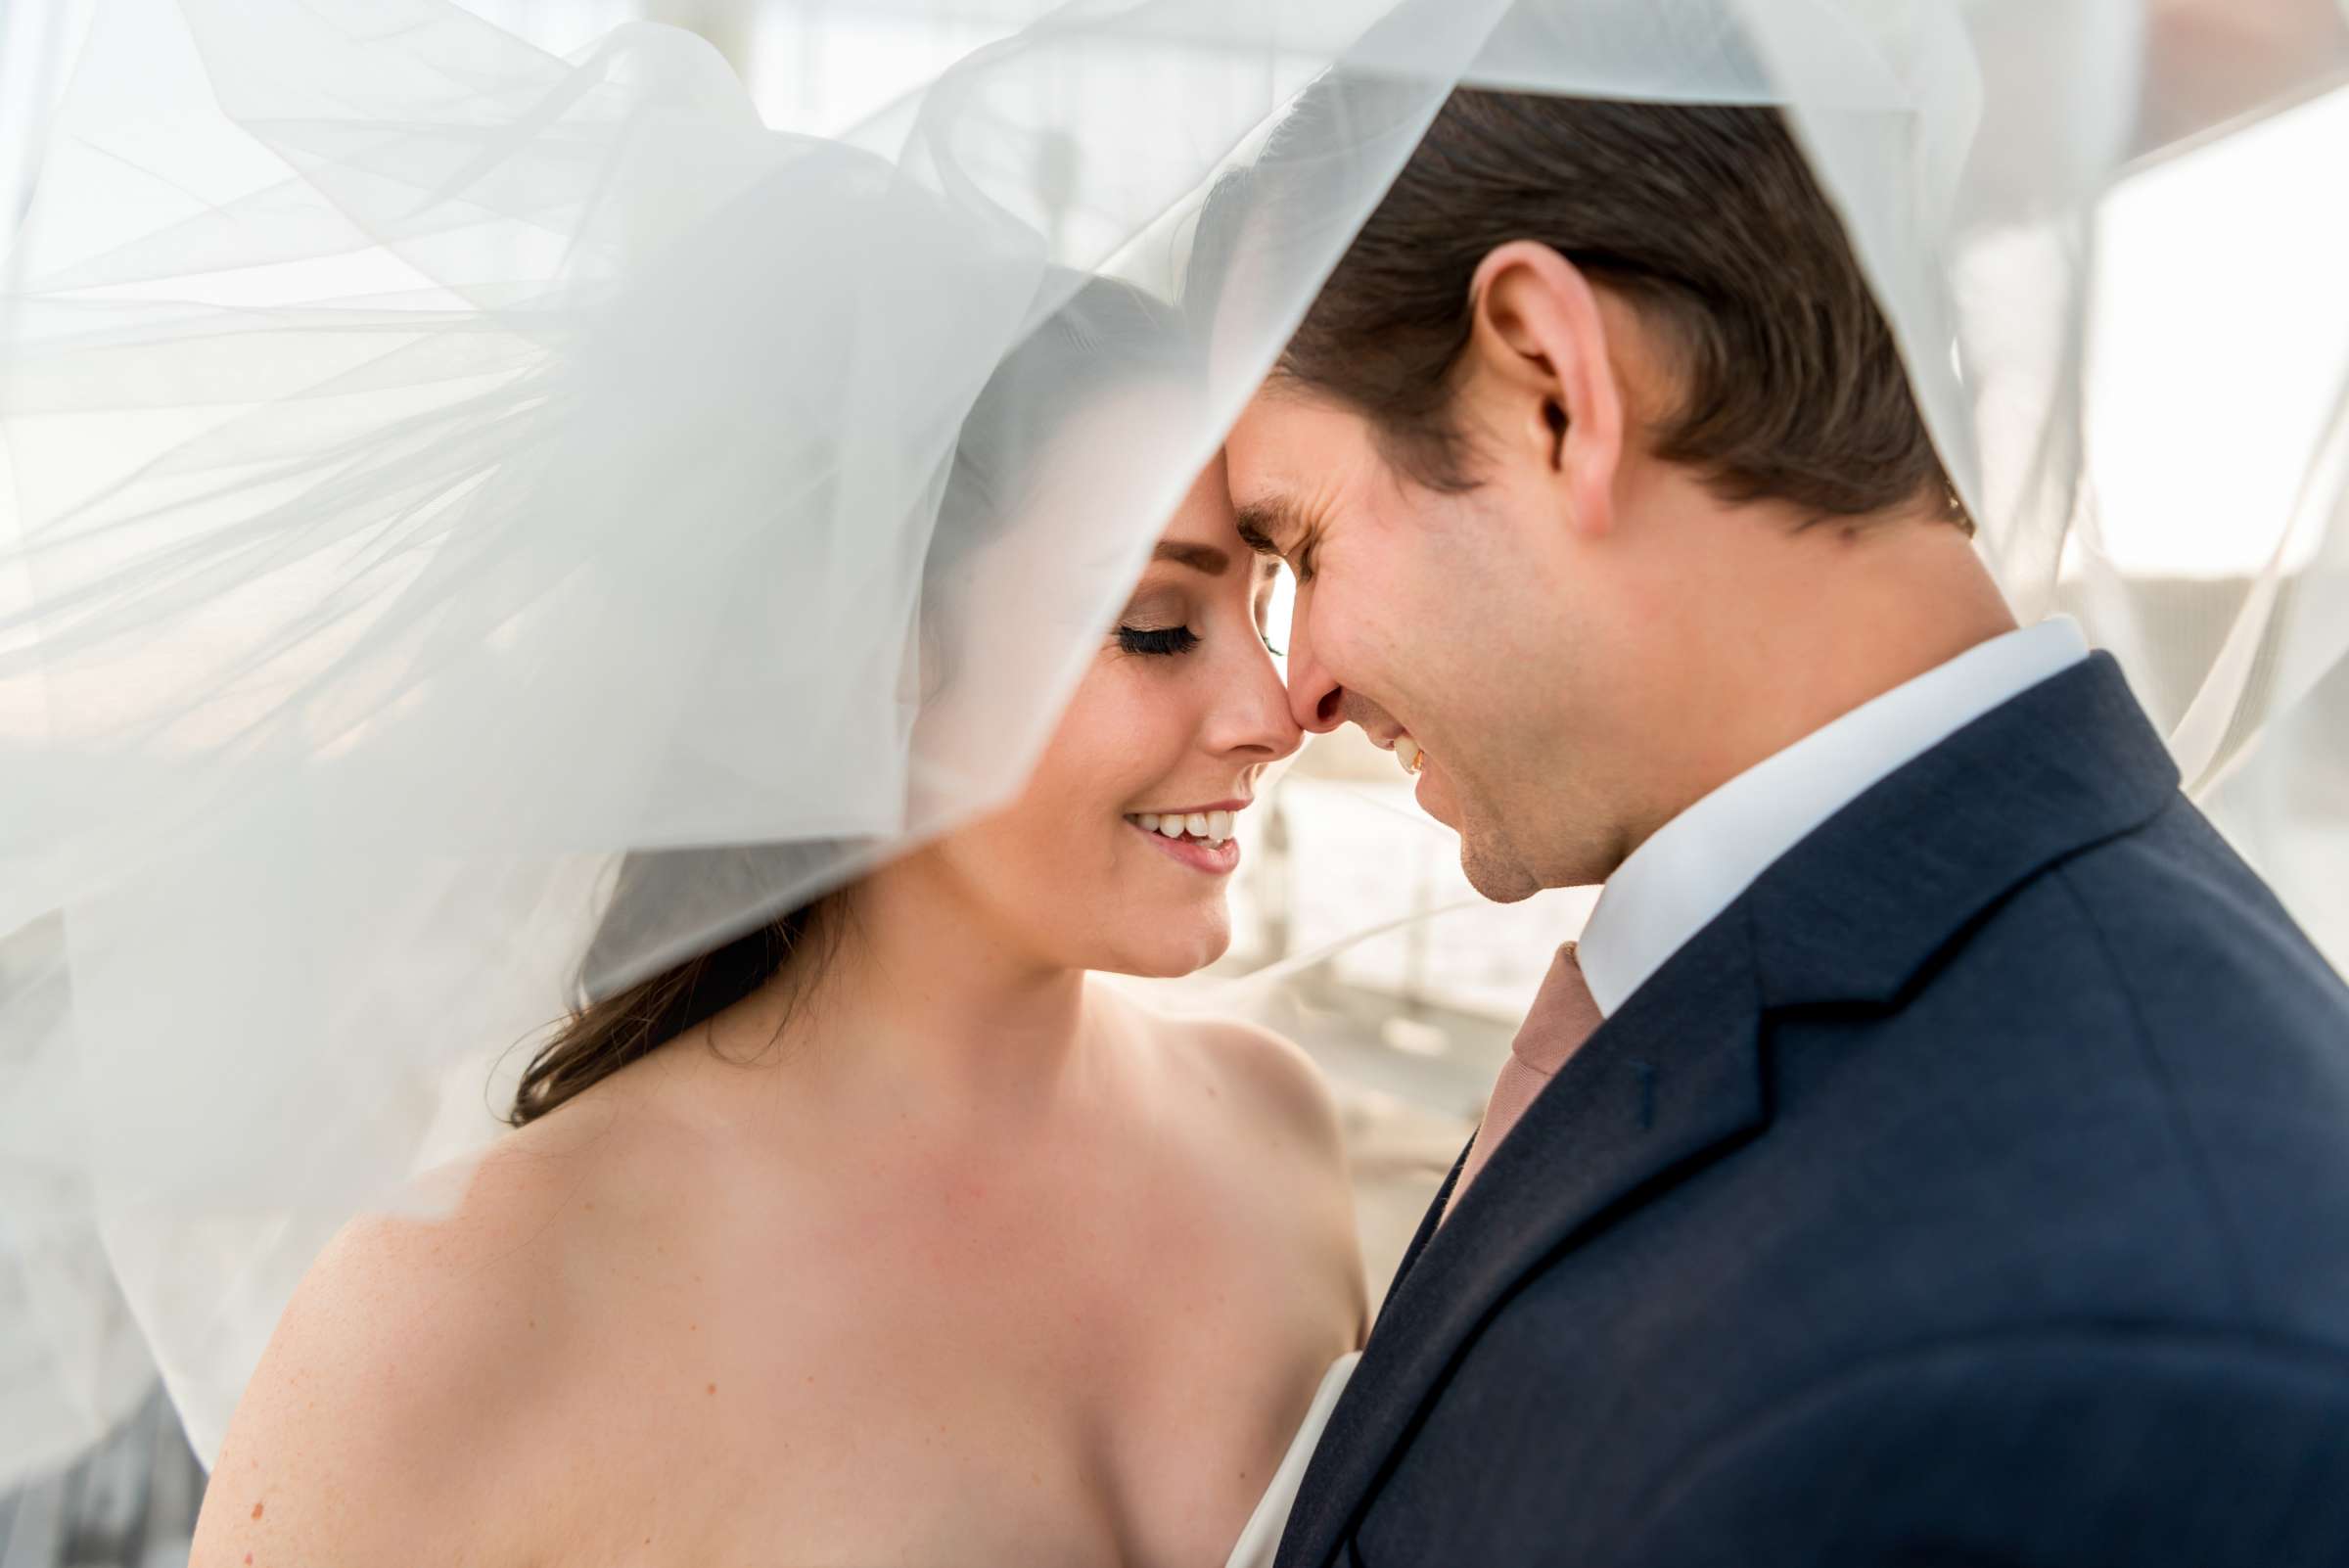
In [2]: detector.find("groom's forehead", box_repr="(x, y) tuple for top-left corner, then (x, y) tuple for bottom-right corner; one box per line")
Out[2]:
(1228, 388), (1379, 509)
(1231, 384), (1332, 467)
(1223, 406), (1309, 537)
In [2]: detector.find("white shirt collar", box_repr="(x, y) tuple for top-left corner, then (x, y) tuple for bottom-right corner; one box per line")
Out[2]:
(1575, 618), (2093, 1018)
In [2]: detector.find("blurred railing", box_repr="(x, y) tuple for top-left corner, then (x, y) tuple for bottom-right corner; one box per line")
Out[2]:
(0, 1393), (202, 1568)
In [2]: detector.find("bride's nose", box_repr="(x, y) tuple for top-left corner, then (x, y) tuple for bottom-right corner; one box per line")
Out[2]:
(1205, 644), (1304, 761)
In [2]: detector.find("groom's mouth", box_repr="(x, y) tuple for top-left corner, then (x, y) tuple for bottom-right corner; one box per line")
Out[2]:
(1389, 733), (1427, 777)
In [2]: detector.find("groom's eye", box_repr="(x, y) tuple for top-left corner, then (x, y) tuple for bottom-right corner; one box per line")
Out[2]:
(1236, 513), (1317, 585)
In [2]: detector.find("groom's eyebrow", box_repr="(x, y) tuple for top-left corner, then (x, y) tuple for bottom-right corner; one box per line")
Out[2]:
(1152, 541), (1232, 575)
(1232, 498), (1296, 556)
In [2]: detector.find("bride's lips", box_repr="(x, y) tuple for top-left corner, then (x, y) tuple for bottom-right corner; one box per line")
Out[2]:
(1129, 820), (1241, 875)
(1124, 798), (1247, 877)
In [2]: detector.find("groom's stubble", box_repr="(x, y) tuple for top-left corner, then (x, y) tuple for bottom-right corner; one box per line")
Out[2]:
(1232, 356), (2009, 904)
(1227, 377), (1648, 902)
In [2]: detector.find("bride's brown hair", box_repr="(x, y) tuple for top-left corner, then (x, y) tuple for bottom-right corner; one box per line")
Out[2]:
(510, 275), (1188, 1126)
(509, 848), (852, 1125)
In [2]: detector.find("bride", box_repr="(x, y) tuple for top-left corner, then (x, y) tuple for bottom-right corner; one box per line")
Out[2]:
(184, 282), (1368, 1567)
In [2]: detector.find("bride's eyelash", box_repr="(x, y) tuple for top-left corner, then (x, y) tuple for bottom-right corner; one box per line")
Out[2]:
(1117, 624), (1199, 657)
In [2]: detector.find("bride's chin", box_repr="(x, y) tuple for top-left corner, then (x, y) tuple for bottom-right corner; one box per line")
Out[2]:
(1101, 905), (1231, 979)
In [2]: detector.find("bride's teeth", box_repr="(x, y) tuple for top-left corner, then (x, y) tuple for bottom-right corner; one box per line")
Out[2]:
(1395, 736), (1421, 774)
(1134, 808), (1240, 843)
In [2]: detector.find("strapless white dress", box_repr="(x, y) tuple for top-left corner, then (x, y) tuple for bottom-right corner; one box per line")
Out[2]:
(1222, 1353), (1362, 1568)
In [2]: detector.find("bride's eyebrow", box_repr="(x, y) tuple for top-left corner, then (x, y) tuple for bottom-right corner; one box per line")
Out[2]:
(1152, 541), (1232, 575)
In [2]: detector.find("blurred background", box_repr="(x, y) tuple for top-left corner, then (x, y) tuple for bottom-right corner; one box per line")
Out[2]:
(5, 0), (2347, 1560)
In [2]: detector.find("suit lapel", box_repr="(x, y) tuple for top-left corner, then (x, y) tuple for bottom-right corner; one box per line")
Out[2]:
(1276, 653), (2184, 1568)
(1280, 907), (1768, 1568)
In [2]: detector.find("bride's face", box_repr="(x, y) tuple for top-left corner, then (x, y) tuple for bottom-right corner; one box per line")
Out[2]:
(925, 456), (1300, 977)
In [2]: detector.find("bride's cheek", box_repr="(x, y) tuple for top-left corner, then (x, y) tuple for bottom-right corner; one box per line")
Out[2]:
(1027, 671), (1158, 828)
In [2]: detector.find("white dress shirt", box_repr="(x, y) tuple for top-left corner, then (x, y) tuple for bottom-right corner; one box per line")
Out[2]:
(1575, 618), (2093, 1018)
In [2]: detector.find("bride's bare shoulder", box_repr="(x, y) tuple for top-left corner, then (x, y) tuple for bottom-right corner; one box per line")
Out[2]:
(1102, 988), (1371, 1338)
(188, 1094), (669, 1565)
(1104, 986), (1349, 1169)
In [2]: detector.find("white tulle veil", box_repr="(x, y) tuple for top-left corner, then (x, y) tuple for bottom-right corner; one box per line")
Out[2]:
(2, 0), (2345, 1483)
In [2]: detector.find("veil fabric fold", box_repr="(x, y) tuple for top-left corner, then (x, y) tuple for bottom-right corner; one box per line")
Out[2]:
(1, 0), (2344, 1482)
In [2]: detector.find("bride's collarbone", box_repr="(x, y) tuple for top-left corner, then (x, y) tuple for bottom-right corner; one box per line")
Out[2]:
(480, 1206), (1316, 1568)
(418, 1017), (1353, 1563)
(488, 1059), (1319, 1353)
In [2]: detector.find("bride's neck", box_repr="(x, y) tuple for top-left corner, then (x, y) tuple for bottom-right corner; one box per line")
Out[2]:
(770, 852), (1095, 1116)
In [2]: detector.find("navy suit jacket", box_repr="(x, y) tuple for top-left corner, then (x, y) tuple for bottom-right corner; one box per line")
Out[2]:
(1275, 653), (2349, 1567)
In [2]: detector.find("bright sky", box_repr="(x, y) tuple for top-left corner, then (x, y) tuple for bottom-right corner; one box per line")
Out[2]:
(2087, 83), (2349, 577)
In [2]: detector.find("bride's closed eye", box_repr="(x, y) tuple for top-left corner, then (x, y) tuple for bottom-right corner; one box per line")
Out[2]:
(1117, 623), (1200, 656)
(1114, 621), (1285, 659)
(1114, 554), (1284, 658)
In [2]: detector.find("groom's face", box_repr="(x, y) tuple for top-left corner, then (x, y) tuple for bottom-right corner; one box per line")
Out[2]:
(1225, 385), (1609, 902)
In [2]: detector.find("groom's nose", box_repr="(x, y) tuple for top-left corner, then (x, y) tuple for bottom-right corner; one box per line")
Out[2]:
(1283, 618), (1347, 734)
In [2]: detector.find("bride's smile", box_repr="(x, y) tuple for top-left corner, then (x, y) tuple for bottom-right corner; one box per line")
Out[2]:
(1123, 801), (1248, 874)
(904, 453), (1296, 982)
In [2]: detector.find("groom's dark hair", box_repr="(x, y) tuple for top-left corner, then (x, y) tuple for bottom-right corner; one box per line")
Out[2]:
(1196, 84), (1966, 528)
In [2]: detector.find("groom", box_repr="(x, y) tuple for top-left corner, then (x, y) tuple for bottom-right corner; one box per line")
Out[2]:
(1209, 88), (2349, 1565)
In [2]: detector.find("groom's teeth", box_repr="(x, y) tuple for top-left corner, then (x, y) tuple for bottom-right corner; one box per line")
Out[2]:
(1137, 812), (1160, 832)
(1206, 809), (1233, 842)
(1396, 736), (1421, 774)
(1158, 815), (1185, 838)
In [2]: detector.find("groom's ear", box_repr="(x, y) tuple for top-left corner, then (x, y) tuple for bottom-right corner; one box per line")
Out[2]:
(1461, 241), (1626, 542)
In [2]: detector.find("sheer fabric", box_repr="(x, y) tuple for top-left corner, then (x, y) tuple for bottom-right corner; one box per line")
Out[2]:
(1, 0), (2343, 1482)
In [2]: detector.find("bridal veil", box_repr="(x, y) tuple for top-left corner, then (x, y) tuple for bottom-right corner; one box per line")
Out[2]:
(2, 0), (2344, 1481)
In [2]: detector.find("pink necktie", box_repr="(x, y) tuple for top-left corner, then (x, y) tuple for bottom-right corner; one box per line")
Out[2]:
(1442, 942), (1602, 1225)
